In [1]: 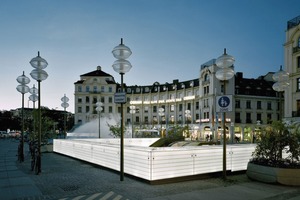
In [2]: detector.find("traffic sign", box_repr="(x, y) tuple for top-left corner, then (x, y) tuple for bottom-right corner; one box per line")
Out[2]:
(114, 92), (126, 104)
(216, 95), (232, 112)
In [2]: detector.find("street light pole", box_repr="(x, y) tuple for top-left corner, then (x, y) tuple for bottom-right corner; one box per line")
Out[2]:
(272, 65), (289, 120)
(16, 71), (30, 162)
(112, 38), (132, 181)
(30, 51), (48, 174)
(96, 101), (103, 138)
(61, 94), (70, 138)
(215, 48), (235, 180)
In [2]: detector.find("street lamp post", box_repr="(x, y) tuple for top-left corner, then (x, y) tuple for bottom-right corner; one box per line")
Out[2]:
(30, 51), (48, 174)
(185, 109), (191, 127)
(61, 94), (70, 138)
(215, 48), (235, 180)
(158, 108), (165, 135)
(112, 38), (132, 181)
(29, 85), (38, 109)
(272, 65), (289, 120)
(129, 105), (136, 137)
(29, 84), (38, 141)
(96, 101), (103, 138)
(16, 71), (30, 162)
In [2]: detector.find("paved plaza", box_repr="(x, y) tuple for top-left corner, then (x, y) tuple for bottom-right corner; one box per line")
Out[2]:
(1, 139), (300, 200)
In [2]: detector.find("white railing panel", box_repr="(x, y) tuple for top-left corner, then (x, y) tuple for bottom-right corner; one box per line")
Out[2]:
(194, 147), (224, 174)
(53, 139), (259, 181)
(230, 144), (256, 171)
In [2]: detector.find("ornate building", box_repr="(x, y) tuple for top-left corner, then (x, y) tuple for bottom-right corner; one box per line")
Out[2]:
(74, 62), (278, 142)
(284, 15), (300, 121)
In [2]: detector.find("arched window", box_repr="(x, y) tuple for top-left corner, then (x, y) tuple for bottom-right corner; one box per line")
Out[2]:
(204, 74), (210, 82)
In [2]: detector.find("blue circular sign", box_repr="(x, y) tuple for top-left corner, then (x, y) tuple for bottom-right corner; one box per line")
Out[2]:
(218, 96), (230, 108)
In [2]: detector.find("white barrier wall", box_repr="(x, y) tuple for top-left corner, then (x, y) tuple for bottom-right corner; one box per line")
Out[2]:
(53, 139), (256, 181)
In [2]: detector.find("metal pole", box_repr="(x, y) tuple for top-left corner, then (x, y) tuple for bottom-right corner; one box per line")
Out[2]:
(64, 108), (67, 138)
(120, 73), (124, 181)
(21, 93), (25, 162)
(99, 111), (101, 138)
(38, 80), (41, 174)
(223, 80), (227, 180)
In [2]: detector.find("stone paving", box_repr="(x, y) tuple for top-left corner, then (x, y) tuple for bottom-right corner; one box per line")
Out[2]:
(1, 139), (300, 200)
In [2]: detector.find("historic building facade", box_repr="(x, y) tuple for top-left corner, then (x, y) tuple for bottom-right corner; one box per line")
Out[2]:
(74, 62), (278, 142)
(284, 15), (300, 122)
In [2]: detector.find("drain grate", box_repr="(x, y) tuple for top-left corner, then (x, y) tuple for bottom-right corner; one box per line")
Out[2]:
(60, 185), (80, 192)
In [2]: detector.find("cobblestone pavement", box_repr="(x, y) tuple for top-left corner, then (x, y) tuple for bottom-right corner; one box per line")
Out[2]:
(1, 139), (300, 200)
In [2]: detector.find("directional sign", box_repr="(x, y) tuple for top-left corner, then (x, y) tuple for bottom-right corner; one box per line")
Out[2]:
(114, 92), (126, 104)
(216, 95), (232, 112)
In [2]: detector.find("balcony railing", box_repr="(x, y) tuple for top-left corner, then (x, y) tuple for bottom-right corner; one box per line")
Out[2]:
(293, 47), (300, 54)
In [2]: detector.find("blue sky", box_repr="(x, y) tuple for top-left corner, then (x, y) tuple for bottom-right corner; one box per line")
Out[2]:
(1, 0), (299, 113)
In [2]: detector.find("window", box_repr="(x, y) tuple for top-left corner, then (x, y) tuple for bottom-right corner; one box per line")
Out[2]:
(144, 106), (149, 113)
(297, 100), (300, 112)
(170, 105), (175, 112)
(267, 102), (272, 110)
(86, 86), (90, 92)
(86, 106), (90, 113)
(101, 86), (105, 92)
(195, 101), (199, 110)
(298, 57), (300, 68)
(93, 86), (97, 93)
(135, 116), (140, 123)
(246, 101), (251, 109)
(109, 97), (113, 103)
(101, 97), (105, 103)
(298, 37), (300, 47)
(246, 113), (251, 123)
(78, 86), (82, 92)
(257, 113), (262, 121)
(86, 96), (90, 103)
(109, 106), (113, 113)
(297, 78), (300, 91)
(267, 113), (272, 124)
(78, 97), (82, 103)
(78, 107), (82, 113)
(257, 101), (262, 109)
(93, 97), (97, 104)
(205, 74), (210, 81)
(187, 103), (191, 110)
(153, 106), (157, 113)
(203, 85), (209, 95)
(144, 116), (148, 123)
(108, 86), (113, 93)
(179, 104), (183, 112)
(235, 112), (241, 123)
(235, 100), (240, 108)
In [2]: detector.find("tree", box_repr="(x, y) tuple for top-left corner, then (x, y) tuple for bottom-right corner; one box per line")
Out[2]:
(250, 121), (300, 168)
(107, 122), (126, 138)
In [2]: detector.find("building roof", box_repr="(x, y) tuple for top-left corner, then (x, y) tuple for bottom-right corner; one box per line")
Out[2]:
(80, 66), (113, 77)
(235, 72), (276, 97)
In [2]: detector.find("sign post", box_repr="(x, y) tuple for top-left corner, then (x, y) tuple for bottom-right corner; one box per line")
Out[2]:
(216, 95), (232, 113)
(114, 92), (126, 104)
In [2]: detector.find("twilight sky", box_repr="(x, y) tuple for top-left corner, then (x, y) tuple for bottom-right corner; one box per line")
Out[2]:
(1, 0), (299, 113)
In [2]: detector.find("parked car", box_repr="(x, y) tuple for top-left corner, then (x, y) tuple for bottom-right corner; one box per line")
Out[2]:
(0, 131), (8, 139)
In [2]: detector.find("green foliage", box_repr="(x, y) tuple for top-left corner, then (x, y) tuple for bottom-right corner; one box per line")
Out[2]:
(150, 125), (185, 147)
(251, 121), (300, 168)
(107, 122), (126, 138)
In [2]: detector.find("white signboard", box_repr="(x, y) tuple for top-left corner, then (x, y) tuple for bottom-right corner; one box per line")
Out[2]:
(216, 95), (232, 112)
(114, 92), (126, 104)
